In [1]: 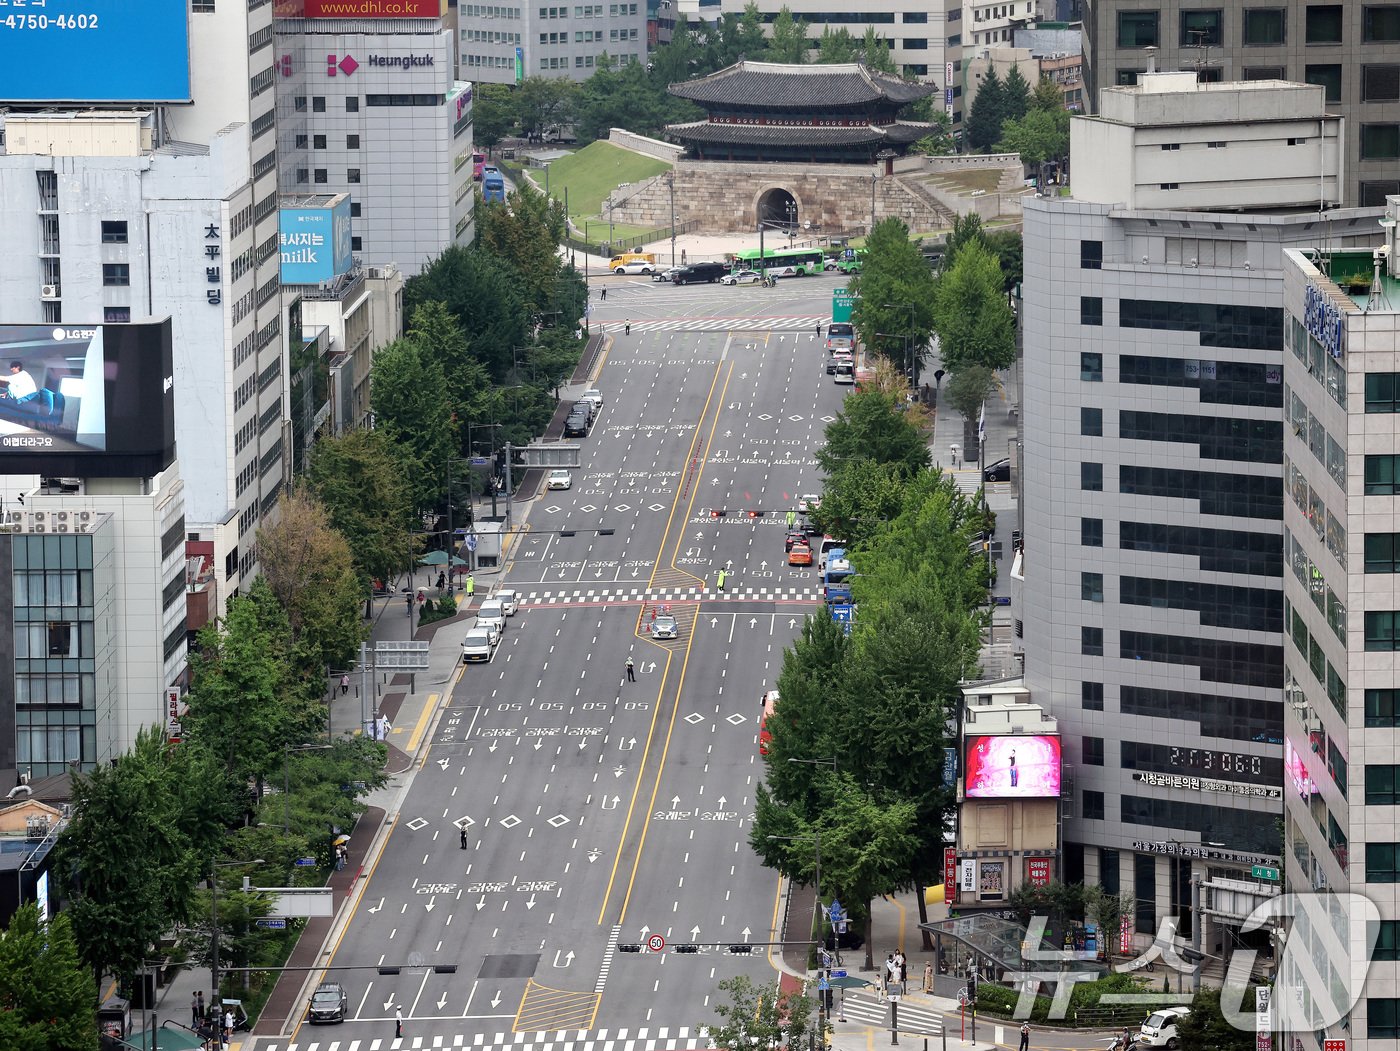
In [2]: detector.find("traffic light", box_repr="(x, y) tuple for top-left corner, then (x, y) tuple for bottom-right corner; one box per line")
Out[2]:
(618, 944), (643, 954)
(966, 972), (977, 1002)
(728, 944), (754, 955)
(674, 944), (700, 954)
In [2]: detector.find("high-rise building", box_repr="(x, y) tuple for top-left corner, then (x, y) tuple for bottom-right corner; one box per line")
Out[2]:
(1017, 73), (1380, 961)
(459, 0), (647, 84)
(1279, 200), (1400, 1051)
(273, 5), (475, 273)
(1080, 0), (1400, 207)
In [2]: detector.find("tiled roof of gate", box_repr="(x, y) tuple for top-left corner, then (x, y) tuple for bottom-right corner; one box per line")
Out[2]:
(667, 120), (935, 146)
(668, 60), (936, 108)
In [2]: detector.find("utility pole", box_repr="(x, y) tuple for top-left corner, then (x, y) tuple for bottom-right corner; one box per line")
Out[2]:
(505, 441), (514, 529)
(667, 173), (677, 268)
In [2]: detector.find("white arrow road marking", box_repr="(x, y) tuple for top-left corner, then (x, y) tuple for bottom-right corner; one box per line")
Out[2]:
(425, 896), (436, 912)
(554, 949), (575, 968)
(368, 897), (384, 913)
(491, 991), (503, 1009)
(691, 925), (701, 940)
(526, 894), (538, 910)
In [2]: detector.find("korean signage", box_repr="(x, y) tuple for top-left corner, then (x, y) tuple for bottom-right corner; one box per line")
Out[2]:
(515, 46), (524, 84)
(297, 0), (445, 16)
(1256, 986), (1272, 1051)
(1304, 283), (1345, 360)
(944, 61), (955, 118)
(279, 200), (354, 285)
(1026, 858), (1052, 887)
(1133, 840), (1279, 868)
(945, 847), (958, 905)
(958, 859), (976, 894)
(1133, 771), (1282, 799)
(166, 687), (183, 741)
(204, 221), (223, 306)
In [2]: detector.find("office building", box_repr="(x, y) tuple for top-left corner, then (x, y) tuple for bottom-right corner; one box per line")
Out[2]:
(1279, 199), (1400, 1051)
(274, 7), (475, 272)
(1017, 74), (1380, 961)
(459, 0), (647, 83)
(1081, 0), (1400, 207)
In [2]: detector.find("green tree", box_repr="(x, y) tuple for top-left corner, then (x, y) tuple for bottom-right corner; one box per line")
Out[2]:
(0, 904), (98, 1051)
(477, 180), (570, 317)
(996, 107), (1070, 183)
(368, 337), (456, 515)
(255, 488), (367, 676)
(405, 245), (531, 380)
(859, 26), (896, 73)
(943, 365), (996, 425)
(513, 75), (577, 139)
(848, 217), (937, 379)
(965, 67), (1005, 152)
(815, 26), (858, 62)
(816, 459), (915, 549)
(1176, 987), (1256, 1051)
(1008, 879), (1088, 937)
(1002, 62), (1031, 123)
(985, 229), (1023, 293)
(943, 212), (986, 267)
(1084, 886), (1136, 965)
(472, 83), (517, 147)
(726, 3), (768, 62)
(305, 429), (418, 590)
(766, 6), (809, 63)
(816, 389), (930, 479)
(910, 111), (955, 156)
(404, 299), (492, 434)
(702, 974), (814, 1051)
(931, 239), (1016, 371)
(1030, 73), (1064, 113)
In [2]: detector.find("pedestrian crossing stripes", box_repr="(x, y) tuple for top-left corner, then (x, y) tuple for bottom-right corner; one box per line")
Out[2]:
(254, 1024), (704, 1051)
(518, 586), (821, 607)
(623, 315), (827, 333)
(945, 470), (1012, 497)
(834, 993), (945, 1035)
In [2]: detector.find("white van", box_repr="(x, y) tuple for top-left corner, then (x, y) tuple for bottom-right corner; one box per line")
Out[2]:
(1138, 1006), (1190, 1049)
(462, 626), (495, 663)
(476, 599), (507, 637)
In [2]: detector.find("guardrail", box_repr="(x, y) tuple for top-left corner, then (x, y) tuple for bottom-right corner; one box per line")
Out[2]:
(565, 218), (702, 258)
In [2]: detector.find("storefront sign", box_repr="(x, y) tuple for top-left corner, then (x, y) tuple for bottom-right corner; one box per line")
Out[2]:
(1133, 771), (1282, 799)
(959, 859), (976, 894)
(166, 687), (183, 740)
(1305, 284), (1345, 360)
(945, 847), (958, 904)
(1256, 987), (1272, 1051)
(1133, 840), (1279, 868)
(1026, 858), (1052, 887)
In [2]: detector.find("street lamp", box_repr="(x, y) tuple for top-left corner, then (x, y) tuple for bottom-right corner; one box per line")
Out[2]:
(665, 173), (677, 268)
(210, 858), (265, 998)
(785, 201), (796, 246)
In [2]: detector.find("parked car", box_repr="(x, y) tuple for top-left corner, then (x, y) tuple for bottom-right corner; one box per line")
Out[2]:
(614, 260), (655, 275)
(826, 352), (853, 375)
(653, 266), (684, 282)
(494, 589), (518, 616)
(564, 411), (589, 438)
(983, 458), (1011, 482)
(720, 269), (762, 286)
(1139, 1007), (1191, 1049)
(461, 625), (496, 663)
(547, 469), (572, 490)
(651, 614), (679, 640)
(476, 599), (507, 637)
(797, 494), (821, 513)
(579, 388), (604, 410)
(307, 983), (348, 1024)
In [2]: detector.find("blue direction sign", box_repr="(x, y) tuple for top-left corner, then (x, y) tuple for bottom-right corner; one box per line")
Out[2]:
(828, 900), (844, 925)
(470, 456), (490, 466)
(255, 918), (288, 929)
(295, 856), (316, 867)
(832, 969), (848, 979)
(943, 747), (957, 787)
(466, 534), (478, 552)
(830, 604), (853, 622)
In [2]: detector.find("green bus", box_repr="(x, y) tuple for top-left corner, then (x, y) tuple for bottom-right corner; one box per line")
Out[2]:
(730, 245), (825, 277)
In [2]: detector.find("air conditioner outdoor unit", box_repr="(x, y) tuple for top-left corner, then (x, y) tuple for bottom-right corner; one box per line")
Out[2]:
(5, 510), (22, 523)
(77, 510), (92, 522)
(56, 524), (69, 534)
(54, 511), (69, 522)
(41, 284), (58, 299)
(32, 511), (45, 522)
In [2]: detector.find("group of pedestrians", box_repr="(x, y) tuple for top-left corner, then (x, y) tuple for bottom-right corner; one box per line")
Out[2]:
(189, 992), (236, 1050)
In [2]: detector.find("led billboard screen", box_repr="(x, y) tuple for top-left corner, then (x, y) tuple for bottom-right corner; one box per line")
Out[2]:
(280, 202), (354, 285)
(0, 1), (192, 102)
(0, 323), (175, 478)
(964, 735), (1062, 798)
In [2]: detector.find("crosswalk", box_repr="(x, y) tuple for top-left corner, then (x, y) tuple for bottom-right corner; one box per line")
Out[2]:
(833, 993), (945, 1035)
(517, 586), (822, 606)
(254, 1025), (706, 1051)
(620, 315), (827, 333)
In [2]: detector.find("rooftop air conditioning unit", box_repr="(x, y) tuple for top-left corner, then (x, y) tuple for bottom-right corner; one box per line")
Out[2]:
(41, 284), (58, 299)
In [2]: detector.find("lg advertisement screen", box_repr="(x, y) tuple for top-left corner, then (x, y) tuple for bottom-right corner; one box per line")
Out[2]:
(0, 323), (175, 478)
(964, 735), (1062, 799)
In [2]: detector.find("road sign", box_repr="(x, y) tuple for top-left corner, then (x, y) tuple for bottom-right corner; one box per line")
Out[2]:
(830, 604), (853, 622)
(887, 982), (903, 1002)
(832, 969), (847, 979)
(255, 918), (288, 929)
(646, 934), (665, 952)
(295, 857), (316, 867)
(957, 990), (969, 1007)
(470, 456), (490, 466)
(466, 534), (479, 552)
(818, 975), (830, 991)
(1252, 864), (1281, 881)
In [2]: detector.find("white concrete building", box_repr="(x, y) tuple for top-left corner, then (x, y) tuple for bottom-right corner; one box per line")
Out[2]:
(965, 0), (1041, 48)
(459, 0), (648, 84)
(1279, 201), (1400, 1051)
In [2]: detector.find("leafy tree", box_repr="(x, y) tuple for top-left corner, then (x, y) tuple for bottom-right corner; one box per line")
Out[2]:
(1030, 73), (1064, 113)
(1176, 987), (1255, 1051)
(996, 107), (1070, 182)
(816, 26), (858, 63)
(0, 904), (98, 1051)
(368, 337), (456, 515)
(702, 974), (814, 1051)
(513, 75), (577, 138)
(766, 6), (809, 63)
(816, 389), (930, 479)
(472, 83), (517, 147)
(306, 429), (418, 590)
(726, 3), (768, 63)
(255, 488), (366, 676)
(985, 229), (1024, 293)
(476, 181), (569, 317)
(816, 460), (915, 549)
(405, 245), (531, 380)
(931, 239), (1016, 371)
(944, 365), (996, 425)
(910, 111), (955, 156)
(848, 218), (937, 379)
(575, 55), (673, 142)
(943, 212), (986, 268)
(404, 299), (492, 434)
(859, 27), (896, 74)
(964, 67), (1005, 152)
(1008, 880), (1087, 938)
(1084, 886), (1136, 965)
(1002, 63), (1031, 123)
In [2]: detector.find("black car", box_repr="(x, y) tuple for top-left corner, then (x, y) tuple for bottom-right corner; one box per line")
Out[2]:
(307, 982), (348, 1024)
(672, 261), (727, 285)
(564, 410), (590, 438)
(983, 458), (1011, 482)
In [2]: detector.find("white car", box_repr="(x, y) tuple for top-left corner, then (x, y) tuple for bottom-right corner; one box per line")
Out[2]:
(652, 266), (683, 282)
(1139, 1007), (1191, 1049)
(546, 469), (572, 490)
(494, 589), (518, 616)
(579, 388), (604, 410)
(461, 625), (496, 662)
(651, 614), (679, 640)
(614, 261), (654, 275)
(797, 494), (821, 513)
(476, 599), (507, 638)
(721, 269), (762, 286)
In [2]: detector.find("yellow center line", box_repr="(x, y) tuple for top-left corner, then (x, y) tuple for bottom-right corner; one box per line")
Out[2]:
(663, 362), (735, 581)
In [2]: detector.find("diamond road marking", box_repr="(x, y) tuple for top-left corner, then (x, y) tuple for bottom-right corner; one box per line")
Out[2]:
(757, 413), (773, 421)
(547, 814), (571, 828)
(456, 816), (476, 828)
(580, 504), (598, 513)
(498, 815), (522, 829)
(788, 414), (804, 422)
(820, 415), (836, 423)
(614, 503), (632, 512)
(648, 503), (665, 512)
(405, 818), (428, 831)
(726, 713), (749, 726)
(544, 504), (563, 513)
(684, 713), (705, 725)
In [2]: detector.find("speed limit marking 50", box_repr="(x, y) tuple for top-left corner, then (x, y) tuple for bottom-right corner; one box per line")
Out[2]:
(646, 934), (666, 953)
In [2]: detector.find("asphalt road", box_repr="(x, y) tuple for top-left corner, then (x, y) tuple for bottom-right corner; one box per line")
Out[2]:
(268, 273), (854, 1050)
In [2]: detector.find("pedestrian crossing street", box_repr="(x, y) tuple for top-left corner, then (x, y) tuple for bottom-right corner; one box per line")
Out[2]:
(622, 315), (827, 333)
(834, 993), (945, 1035)
(516, 585), (822, 607)
(253, 1025), (707, 1051)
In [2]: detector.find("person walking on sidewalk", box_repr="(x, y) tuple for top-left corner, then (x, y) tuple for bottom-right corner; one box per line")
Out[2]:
(192, 993), (201, 1028)
(1019, 1021), (1031, 1051)
(395, 1007), (404, 1038)
(339, 673), (350, 696)
(923, 961), (933, 993)
(626, 656), (636, 682)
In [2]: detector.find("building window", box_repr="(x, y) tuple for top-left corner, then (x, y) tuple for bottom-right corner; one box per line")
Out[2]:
(103, 307), (130, 323)
(1305, 4), (1344, 42)
(1081, 407), (1103, 436)
(1081, 462), (1103, 491)
(294, 133), (308, 148)
(1362, 181), (1400, 207)
(1082, 626), (1104, 656)
(1243, 65), (1287, 79)
(1080, 239), (1103, 269)
(1305, 64), (1343, 101)
(1118, 10), (1159, 46)
(1374, 922), (1400, 961)
(1081, 296), (1104, 326)
(1134, 854), (1157, 934)
(1367, 766), (1400, 805)
(1083, 682), (1104, 710)
(1081, 352), (1103, 381)
(313, 134), (327, 149)
(296, 168), (308, 184)
(350, 202), (362, 218)
(1082, 518), (1104, 547)
(1181, 9), (1223, 45)
(1363, 64), (1400, 101)
(1365, 454), (1400, 494)
(1366, 534), (1400, 573)
(1367, 372), (1400, 410)
(313, 96), (326, 112)
(348, 168), (361, 183)
(1368, 690), (1400, 726)
(1116, 69), (1144, 86)
(1100, 848), (1120, 893)
(347, 134), (361, 149)
(100, 220), (128, 244)
(314, 169), (328, 184)
(346, 96), (360, 112)
(1083, 737), (1105, 765)
(102, 263), (130, 286)
(1083, 790), (1105, 820)
(1365, 611), (1400, 651)
(1243, 7), (1286, 44)
(1372, 999), (1400, 1039)
(351, 236), (362, 251)
(1366, 6), (1400, 41)
(1082, 572), (1104, 602)
(1366, 844), (1400, 883)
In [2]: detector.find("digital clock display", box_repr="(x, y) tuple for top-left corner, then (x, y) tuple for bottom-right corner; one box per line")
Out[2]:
(1169, 748), (1266, 778)
(1122, 742), (1280, 786)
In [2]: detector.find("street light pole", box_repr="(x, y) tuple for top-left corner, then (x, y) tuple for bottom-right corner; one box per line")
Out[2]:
(870, 172), (877, 235)
(666, 173), (677, 268)
(210, 858), (264, 1000)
